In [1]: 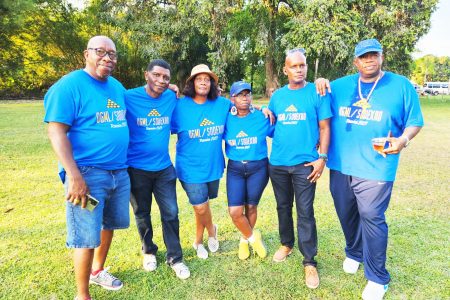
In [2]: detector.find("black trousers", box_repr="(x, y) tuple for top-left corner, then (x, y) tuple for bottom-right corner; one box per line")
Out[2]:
(269, 163), (317, 266)
(128, 165), (182, 265)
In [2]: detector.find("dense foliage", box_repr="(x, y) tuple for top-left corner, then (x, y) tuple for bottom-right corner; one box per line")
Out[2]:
(0, 0), (440, 97)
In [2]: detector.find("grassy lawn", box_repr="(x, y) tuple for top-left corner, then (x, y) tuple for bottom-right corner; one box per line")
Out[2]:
(0, 97), (449, 299)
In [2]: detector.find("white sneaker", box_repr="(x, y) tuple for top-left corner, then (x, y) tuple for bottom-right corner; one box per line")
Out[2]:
(193, 242), (208, 259)
(362, 280), (389, 300)
(343, 257), (360, 274)
(143, 254), (157, 272)
(171, 262), (191, 280)
(207, 224), (219, 253)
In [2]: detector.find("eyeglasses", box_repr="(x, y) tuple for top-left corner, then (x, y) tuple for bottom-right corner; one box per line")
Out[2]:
(87, 48), (118, 60)
(286, 48), (306, 56)
(236, 93), (252, 100)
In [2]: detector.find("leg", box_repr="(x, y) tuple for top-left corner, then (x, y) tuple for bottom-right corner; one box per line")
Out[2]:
(245, 158), (269, 229)
(329, 170), (363, 262)
(229, 206), (253, 238)
(244, 205), (258, 229)
(226, 160), (252, 237)
(153, 166), (182, 265)
(353, 177), (393, 285)
(74, 248), (94, 300)
(193, 202), (213, 244)
(269, 164), (295, 248)
(292, 163), (317, 266)
(128, 168), (158, 255)
(92, 230), (113, 271)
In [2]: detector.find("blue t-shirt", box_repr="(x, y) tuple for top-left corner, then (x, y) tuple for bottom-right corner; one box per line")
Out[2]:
(268, 83), (332, 166)
(171, 96), (230, 183)
(327, 71), (424, 181)
(224, 110), (273, 161)
(125, 87), (177, 171)
(44, 69), (128, 170)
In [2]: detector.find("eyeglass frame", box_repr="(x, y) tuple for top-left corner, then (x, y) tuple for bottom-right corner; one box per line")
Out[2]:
(235, 92), (252, 100)
(87, 48), (118, 60)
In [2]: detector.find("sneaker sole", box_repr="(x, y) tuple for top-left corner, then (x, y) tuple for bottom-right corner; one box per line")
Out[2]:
(89, 280), (123, 291)
(306, 281), (320, 289)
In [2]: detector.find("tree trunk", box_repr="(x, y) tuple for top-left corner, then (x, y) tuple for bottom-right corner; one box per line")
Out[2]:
(265, 4), (278, 97)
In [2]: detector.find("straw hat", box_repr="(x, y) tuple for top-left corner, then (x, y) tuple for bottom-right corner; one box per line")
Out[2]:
(186, 64), (219, 84)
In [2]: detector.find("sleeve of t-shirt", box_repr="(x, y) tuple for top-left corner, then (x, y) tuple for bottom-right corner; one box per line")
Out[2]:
(316, 92), (333, 121)
(268, 94), (275, 114)
(170, 101), (180, 134)
(403, 81), (424, 129)
(43, 77), (78, 126)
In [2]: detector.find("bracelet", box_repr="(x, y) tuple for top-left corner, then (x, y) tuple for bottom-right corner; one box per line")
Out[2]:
(400, 135), (410, 147)
(261, 105), (268, 111)
(318, 153), (328, 161)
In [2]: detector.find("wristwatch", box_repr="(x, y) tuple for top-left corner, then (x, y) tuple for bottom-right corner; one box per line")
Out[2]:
(318, 153), (328, 162)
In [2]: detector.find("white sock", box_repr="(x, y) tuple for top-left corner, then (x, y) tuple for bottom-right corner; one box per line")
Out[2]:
(247, 234), (255, 243)
(240, 237), (248, 243)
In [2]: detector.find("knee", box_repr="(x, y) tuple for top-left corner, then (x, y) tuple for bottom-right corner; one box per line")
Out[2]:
(162, 206), (179, 221)
(359, 206), (384, 222)
(246, 205), (257, 215)
(194, 204), (209, 216)
(229, 208), (243, 221)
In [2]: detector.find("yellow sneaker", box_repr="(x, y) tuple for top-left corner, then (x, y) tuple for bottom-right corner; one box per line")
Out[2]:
(238, 239), (250, 260)
(250, 230), (267, 258)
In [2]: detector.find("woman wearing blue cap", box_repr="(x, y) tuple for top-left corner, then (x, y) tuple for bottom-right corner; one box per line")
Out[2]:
(223, 81), (274, 260)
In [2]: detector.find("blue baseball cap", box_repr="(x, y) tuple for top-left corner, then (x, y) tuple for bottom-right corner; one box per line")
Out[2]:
(230, 81), (251, 96)
(354, 38), (383, 57)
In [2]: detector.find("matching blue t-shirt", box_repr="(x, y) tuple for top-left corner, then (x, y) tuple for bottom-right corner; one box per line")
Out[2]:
(125, 87), (177, 171)
(171, 96), (231, 183)
(45, 70), (422, 183)
(327, 72), (424, 181)
(224, 110), (273, 161)
(268, 83), (332, 166)
(44, 69), (129, 170)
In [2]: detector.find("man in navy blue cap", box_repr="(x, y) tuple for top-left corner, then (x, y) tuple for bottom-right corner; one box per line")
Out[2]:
(318, 38), (424, 300)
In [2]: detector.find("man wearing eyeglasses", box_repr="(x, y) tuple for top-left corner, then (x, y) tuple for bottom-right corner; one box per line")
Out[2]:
(125, 59), (190, 280)
(44, 36), (129, 300)
(268, 48), (332, 289)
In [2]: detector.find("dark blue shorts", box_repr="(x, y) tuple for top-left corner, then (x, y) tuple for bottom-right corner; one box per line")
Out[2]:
(180, 180), (220, 206)
(226, 158), (269, 207)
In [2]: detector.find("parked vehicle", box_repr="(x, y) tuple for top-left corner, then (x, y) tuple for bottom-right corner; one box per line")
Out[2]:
(422, 82), (450, 95)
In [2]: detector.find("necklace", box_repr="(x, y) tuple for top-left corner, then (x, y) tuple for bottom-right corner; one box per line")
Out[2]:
(357, 72), (383, 109)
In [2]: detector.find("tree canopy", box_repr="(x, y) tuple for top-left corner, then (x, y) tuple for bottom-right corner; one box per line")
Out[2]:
(0, 0), (440, 98)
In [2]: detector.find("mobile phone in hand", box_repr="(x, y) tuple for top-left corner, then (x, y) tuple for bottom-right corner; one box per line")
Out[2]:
(85, 194), (99, 211)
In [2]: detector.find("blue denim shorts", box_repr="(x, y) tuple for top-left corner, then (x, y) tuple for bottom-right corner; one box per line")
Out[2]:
(180, 179), (220, 206)
(64, 166), (130, 248)
(226, 158), (269, 206)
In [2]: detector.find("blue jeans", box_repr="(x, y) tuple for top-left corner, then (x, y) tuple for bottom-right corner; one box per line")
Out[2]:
(269, 163), (317, 266)
(180, 180), (220, 206)
(330, 170), (393, 285)
(65, 167), (130, 248)
(128, 165), (182, 265)
(226, 158), (269, 206)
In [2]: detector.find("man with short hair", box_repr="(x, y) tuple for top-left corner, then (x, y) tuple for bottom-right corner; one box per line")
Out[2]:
(325, 38), (423, 300)
(125, 59), (190, 280)
(268, 48), (332, 289)
(44, 36), (129, 300)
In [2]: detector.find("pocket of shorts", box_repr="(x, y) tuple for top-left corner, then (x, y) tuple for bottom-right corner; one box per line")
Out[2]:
(78, 166), (94, 175)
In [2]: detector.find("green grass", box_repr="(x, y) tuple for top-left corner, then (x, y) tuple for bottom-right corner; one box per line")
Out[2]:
(0, 97), (449, 299)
